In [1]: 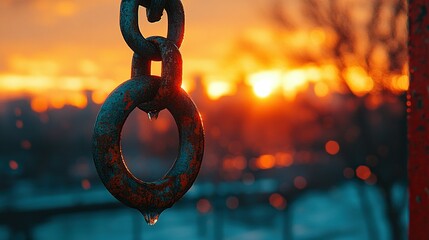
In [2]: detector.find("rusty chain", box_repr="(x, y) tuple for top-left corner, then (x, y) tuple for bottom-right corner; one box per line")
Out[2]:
(120, 0), (184, 60)
(93, 0), (204, 225)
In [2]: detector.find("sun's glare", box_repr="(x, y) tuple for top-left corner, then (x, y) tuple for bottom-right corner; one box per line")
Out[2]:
(314, 82), (330, 97)
(282, 69), (309, 99)
(247, 70), (282, 98)
(245, 65), (340, 100)
(206, 81), (235, 100)
(343, 66), (374, 97)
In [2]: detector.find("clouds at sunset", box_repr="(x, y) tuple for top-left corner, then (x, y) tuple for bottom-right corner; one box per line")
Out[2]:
(0, 0), (275, 98)
(3, 0), (399, 104)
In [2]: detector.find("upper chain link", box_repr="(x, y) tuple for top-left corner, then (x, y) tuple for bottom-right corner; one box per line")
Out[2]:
(140, 0), (167, 23)
(120, 0), (185, 60)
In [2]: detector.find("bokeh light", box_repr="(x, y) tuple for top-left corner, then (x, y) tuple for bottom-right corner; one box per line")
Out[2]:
(9, 160), (19, 170)
(226, 196), (239, 210)
(255, 154), (276, 169)
(325, 140), (340, 155)
(294, 176), (308, 190)
(356, 165), (372, 180)
(196, 199), (212, 214)
(269, 193), (286, 210)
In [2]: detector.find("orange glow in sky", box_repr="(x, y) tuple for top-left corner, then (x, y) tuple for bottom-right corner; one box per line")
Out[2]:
(206, 81), (235, 100)
(0, 0), (408, 111)
(343, 66), (374, 97)
(245, 65), (343, 100)
(247, 70), (282, 98)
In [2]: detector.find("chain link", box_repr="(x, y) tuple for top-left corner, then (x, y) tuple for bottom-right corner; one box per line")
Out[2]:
(120, 0), (184, 60)
(138, 36), (182, 113)
(142, 0), (167, 23)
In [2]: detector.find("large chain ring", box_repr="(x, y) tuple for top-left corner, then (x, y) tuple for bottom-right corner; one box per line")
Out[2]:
(92, 76), (204, 216)
(120, 0), (185, 60)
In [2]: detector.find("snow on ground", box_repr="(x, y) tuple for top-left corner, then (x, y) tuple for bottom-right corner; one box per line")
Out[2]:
(2, 181), (407, 240)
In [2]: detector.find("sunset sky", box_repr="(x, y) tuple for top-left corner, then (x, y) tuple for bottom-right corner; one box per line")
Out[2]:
(0, 0), (408, 110)
(0, 0), (280, 101)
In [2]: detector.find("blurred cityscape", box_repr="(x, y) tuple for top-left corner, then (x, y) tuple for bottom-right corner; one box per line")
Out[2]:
(0, 76), (407, 240)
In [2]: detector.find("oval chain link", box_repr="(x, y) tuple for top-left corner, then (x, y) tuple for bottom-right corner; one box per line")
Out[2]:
(120, 0), (184, 60)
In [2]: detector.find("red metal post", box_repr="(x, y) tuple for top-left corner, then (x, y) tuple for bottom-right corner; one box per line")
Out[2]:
(408, 1), (429, 238)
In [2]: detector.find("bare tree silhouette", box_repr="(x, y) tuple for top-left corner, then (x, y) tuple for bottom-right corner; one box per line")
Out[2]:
(271, 0), (407, 91)
(266, 0), (408, 239)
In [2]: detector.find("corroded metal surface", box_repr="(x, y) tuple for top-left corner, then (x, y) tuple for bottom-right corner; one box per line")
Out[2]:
(143, 0), (167, 23)
(408, 1), (429, 238)
(93, 77), (204, 216)
(120, 0), (184, 60)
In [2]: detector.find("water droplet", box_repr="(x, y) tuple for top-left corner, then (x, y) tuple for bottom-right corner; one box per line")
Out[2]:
(143, 211), (159, 225)
(147, 111), (160, 121)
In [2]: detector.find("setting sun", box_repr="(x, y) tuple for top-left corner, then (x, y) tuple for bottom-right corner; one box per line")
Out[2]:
(247, 70), (281, 98)
(244, 65), (342, 100)
(206, 81), (235, 100)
